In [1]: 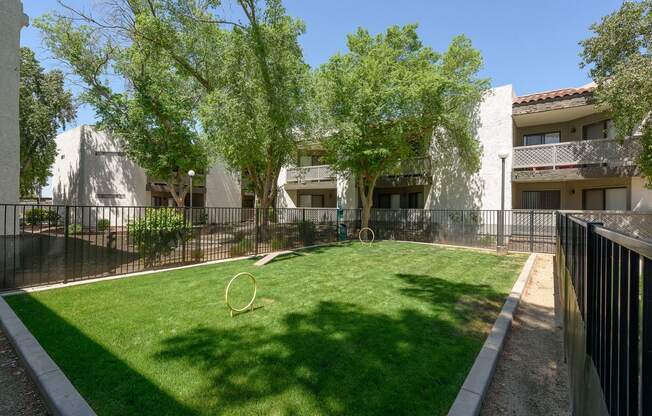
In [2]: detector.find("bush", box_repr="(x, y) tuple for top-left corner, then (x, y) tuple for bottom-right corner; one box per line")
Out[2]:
(230, 238), (254, 257)
(67, 223), (83, 235)
(298, 220), (316, 245)
(191, 248), (204, 261)
(97, 218), (111, 232)
(271, 236), (288, 250)
(24, 208), (60, 225)
(128, 208), (190, 264)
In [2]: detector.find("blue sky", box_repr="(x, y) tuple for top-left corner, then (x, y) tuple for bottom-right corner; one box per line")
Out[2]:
(22, 0), (621, 128)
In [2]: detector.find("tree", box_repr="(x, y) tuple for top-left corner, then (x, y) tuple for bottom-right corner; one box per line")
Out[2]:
(199, 0), (312, 212)
(581, 0), (652, 183)
(37, 0), (310, 210)
(315, 25), (488, 228)
(19, 47), (76, 198)
(36, 6), (209, 207)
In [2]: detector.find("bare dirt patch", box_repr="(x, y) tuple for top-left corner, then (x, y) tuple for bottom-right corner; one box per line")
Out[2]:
(0, 327), (49, 416)
(480, 254), (570, 416)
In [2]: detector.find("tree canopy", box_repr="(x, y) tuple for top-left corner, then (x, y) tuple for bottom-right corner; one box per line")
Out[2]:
(36, 0), (310, 208)
(581, 0), (652, 183)
(19, 47), (76, 198)
(315, 25), (488, 226)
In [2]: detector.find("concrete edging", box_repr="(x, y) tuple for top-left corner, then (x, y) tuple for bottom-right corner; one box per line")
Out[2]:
(0, 296), (96, 416)
(447, 253), (537, 416)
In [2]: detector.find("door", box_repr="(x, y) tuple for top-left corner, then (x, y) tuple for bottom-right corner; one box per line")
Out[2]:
(299, 194), (312, 207)
(605, 188), (627, 210)
(584, 189), (604, 210)
(390, 194), (401, 210)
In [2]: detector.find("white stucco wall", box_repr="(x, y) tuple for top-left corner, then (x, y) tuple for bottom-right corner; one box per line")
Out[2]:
(205, 160), (241, 208)
(630, 176), (652, 211)
(426, 85), (514, 211)
(337, 175), (357, 209)
(0, 1), (27, 237)
(276, 167), (296, 208)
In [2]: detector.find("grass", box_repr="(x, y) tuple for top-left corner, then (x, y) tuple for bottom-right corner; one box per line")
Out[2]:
(6, 241), (528, 416)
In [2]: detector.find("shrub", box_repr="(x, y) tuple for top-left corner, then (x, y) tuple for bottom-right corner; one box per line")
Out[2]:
(24, 208), (60, 225)
(230, 238), (254, 257)
(271, 236), (288, 250)
(97, 218), (111, 232)
(191, 249), (204, 261)
(67, 223), (83, 235)
(298, 220), (316, 245)
(128, 208), (190, 264)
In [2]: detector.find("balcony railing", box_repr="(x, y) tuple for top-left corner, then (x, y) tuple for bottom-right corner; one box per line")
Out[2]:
(286, 165), (336, 183)
(513, 138), (640, 169)
(383, 157), (431, 176)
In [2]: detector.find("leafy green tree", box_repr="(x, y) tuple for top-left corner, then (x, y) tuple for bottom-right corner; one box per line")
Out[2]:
(19, 47), (76, 198)
(315, 25), (488, 227)
(37, 0), (310, 210)
(581, 0), (652, 182)
(36, 8), (209, 207)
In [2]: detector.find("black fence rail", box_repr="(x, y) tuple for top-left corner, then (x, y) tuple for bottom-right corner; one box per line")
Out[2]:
(1, 204), (559, 291)
(556, 212), (652, 416)
(369, 208), (556, 253)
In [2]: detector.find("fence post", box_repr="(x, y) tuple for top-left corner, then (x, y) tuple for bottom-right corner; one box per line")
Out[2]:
(584, 221), (602, 356)
(182, 207), (187, 263)
(254, 208), (259, 255)
(529, 210), (534, 252)
(63, 205), (70, 283)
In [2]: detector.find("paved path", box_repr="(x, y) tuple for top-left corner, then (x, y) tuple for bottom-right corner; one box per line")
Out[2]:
(480, 254), (570, 416)
(0, 327), (48, 416)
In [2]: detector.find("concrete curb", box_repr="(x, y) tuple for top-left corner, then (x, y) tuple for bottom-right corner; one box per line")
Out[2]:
(447, 253), (537, 416)
(0, 297), (96, 415)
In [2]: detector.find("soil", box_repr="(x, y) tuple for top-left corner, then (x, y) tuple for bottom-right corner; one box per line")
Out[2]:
(480, 254), (571, 416)
(0, 328), (49, 416)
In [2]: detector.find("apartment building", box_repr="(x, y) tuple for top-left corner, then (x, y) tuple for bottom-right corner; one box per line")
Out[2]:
(277, 84), (652, 212)
(51, 125), (242, 209)
(510, 83), (650, 211)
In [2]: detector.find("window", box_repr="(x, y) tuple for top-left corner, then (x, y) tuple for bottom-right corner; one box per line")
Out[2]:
(523, 132), (560, 146)
(522, 190), (561, 209)
(407, 192), (423, 209)
(583, 120), (614, 140)
(97, 193), (125, 199)
(95, 151), (126, 156)
(298, 194), (324, 208)
(583, 187), (627, 210)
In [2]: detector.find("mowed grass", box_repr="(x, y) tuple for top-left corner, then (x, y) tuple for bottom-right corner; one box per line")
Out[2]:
(6, 241), (528, 416)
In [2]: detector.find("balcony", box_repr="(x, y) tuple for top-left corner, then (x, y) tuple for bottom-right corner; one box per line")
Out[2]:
(377, 157), (432, 187)
(512, 138), (640, 182)
(285, 165), (337, 189)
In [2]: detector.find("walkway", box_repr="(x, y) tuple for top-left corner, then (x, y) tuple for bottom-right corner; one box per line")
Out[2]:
(480, 254), (570, 416)
(0, 327), (48, 416)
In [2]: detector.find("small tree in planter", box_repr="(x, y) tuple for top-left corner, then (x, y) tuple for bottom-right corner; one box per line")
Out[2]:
(128, 208), (190, 265)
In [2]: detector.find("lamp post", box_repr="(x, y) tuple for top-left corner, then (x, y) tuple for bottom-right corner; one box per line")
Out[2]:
(188, 170), (195, 223)
(498, 152), (509, 252)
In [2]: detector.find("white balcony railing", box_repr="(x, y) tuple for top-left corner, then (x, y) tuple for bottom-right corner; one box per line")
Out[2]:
(513, 138), (640, 169)
(286, 165), (336, 183)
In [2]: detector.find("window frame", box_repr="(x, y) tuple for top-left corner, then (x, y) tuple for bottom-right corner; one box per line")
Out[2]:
(523, 131), (561, 146)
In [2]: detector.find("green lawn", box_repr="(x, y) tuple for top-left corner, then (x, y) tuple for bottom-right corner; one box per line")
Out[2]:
(6, 241), (527, 416)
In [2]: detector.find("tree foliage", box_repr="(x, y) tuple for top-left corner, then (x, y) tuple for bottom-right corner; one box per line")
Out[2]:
(36, 0), (310, 209)
(581, 0), (652, 183)
(315, 25), (488, 226)
(19, 47), (76, 198)
(36, 4), (209, 206)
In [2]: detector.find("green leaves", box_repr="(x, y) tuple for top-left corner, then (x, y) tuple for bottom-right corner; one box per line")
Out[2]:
(315, 24), (488, 222)
(581, 0), (652, 185)
(19, 47), (76, 197)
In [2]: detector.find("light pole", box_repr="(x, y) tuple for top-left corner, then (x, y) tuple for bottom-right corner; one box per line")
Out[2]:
(188, 170), (195, 223)
(498, 152), (509, 251)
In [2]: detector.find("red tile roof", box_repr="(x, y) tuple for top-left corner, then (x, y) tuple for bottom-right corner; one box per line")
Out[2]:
(513, 83), (596, 105)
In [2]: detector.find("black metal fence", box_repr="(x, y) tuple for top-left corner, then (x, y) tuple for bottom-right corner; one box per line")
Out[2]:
(556, 212), (652, 416)
(0, 204), (559, 291)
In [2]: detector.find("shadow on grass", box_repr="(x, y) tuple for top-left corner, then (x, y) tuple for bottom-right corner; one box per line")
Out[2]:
(4, 295), (197, 416)
(152, 274), (507, 415)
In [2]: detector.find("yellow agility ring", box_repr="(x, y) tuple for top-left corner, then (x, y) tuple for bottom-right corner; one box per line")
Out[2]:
(358, 227), (375, 245)
(225, 272), (257, 317)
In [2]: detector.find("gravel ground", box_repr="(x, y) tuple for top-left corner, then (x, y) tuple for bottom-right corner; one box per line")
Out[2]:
(0, 327), (49, 416)
(480, 254), (570, 416)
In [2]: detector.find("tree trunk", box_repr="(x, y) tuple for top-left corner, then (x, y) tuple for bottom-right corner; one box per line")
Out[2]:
(357, 175), (376, 230)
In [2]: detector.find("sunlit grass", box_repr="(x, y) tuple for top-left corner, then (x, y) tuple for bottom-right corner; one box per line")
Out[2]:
(6, 241), (527, 416)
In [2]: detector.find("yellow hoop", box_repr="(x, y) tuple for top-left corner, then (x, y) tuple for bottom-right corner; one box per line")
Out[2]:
(225, 272), (257, 316)
(358, 227), (375, 245)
